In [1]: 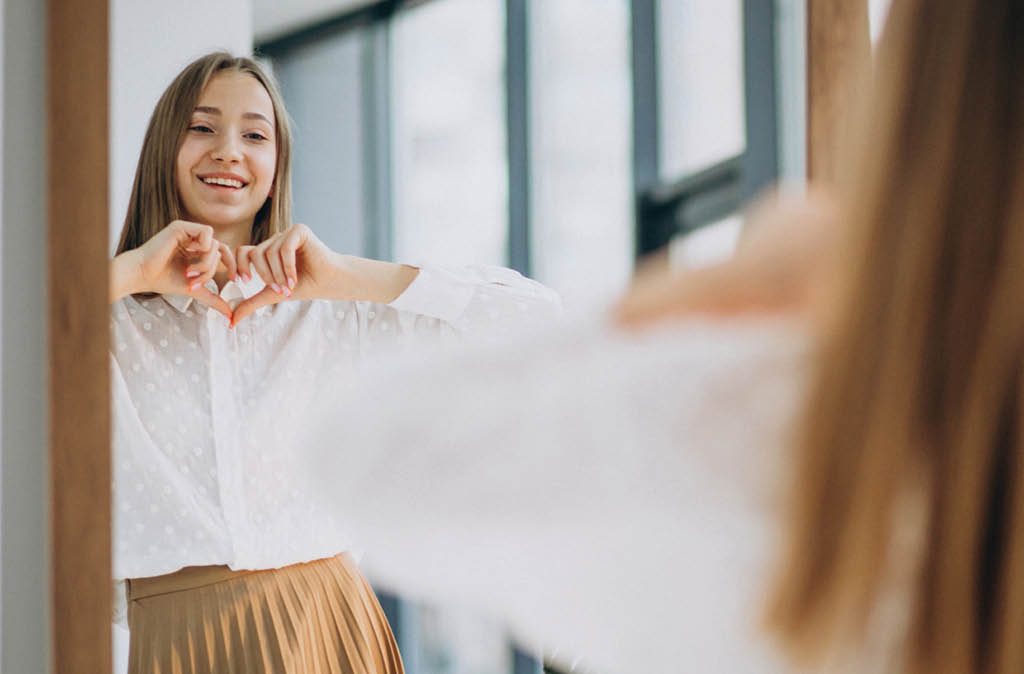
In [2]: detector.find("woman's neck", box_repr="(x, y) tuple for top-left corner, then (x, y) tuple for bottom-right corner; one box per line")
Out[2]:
(213, 222), (252, 252)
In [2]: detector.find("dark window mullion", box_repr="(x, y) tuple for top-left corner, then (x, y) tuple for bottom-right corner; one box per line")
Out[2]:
(506, 0), (531, 275)
(361, 22), (394, 261)
(741, 0), (780, 201)
(631, 0), (662, 257)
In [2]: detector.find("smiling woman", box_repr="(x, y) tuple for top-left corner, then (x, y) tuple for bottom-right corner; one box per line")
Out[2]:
(175, 73), (278, 250)
(107, 52), (560, 674)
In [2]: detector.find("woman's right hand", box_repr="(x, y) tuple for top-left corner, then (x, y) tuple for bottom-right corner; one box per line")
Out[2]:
(109, 220), (237, 320)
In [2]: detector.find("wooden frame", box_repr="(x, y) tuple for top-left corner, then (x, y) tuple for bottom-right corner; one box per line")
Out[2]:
(48, 0), (111, 672)
(807, 0), (870, 183)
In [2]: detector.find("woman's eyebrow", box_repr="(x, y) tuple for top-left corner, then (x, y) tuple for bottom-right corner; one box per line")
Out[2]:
(193, 106), (273, 125)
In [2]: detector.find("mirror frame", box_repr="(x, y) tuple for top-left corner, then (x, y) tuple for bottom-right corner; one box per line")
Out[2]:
(48, 0), (111, 672)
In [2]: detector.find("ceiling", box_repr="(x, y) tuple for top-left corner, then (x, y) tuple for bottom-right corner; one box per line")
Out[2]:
(252, 0), (378, 43)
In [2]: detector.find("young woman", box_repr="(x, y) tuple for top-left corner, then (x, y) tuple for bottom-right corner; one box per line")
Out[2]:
(293, 1), (1024, 673)
(109, 52), (559, 674)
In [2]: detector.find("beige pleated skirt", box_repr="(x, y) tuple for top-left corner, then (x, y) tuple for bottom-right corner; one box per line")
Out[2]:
(126, 554), (404, 674)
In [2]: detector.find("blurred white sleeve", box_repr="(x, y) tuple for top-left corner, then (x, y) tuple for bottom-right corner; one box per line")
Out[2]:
(387, 264), (562, 332)
(303, 317), (805, 674)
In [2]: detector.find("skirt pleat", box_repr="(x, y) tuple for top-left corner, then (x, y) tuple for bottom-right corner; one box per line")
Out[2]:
(127, 554), (404, 674)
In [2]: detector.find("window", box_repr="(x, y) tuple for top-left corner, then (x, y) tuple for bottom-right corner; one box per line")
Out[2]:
(528, 0), (633, 308)
(391, 0), (508, 267)
(272, 34), (368, 256)
(657, 0), (746, 179)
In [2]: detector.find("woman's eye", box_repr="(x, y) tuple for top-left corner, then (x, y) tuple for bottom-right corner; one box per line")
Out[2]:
(189, 124), (214, 133)
(245, 132), (268, 142)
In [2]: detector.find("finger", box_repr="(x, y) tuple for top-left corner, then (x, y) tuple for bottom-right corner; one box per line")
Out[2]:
(235, 246), (255, 282)
(192, 286), (233, 321)
(184, 245), (220, 288)
(175, 221), (214, 253)
(231, 287), (281, 327)
(187, 245), (221, 290)
(252, 242), (284, 296)
(264, 238), (290, 295)
(218, 241), (238, 283)
(279, 227), (303, 291)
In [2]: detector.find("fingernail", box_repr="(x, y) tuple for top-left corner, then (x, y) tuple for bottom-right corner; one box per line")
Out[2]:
(270, 283), (281, 294)
(244, 273), (252, 282)
(186, 271), (200, 279)
(189, 282), (198, 292)
(287, 277), (296, 290)
(283, 287), (292, 298)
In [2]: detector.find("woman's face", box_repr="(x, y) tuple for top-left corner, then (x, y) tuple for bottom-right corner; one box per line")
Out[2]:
(175, 71), (277, 234)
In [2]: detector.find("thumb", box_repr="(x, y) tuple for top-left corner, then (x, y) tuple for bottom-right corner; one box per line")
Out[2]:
(231, 287), (281, 327)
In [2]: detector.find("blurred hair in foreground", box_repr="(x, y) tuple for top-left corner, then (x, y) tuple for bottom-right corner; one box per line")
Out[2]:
(765, 1), (1024, 673)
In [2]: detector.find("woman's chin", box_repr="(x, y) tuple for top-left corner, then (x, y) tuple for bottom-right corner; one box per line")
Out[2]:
(186, 209), (257, 231)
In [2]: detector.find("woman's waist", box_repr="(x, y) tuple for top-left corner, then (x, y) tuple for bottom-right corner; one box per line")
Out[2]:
(127, 552), (354, 601)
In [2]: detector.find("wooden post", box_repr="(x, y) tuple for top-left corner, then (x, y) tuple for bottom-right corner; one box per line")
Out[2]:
(47, 0), (111, 672)
(807, 0), (871, 183)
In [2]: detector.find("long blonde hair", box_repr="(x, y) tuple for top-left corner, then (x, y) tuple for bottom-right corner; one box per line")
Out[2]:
(115, 52), (293, 254)
(766, 1), (1024, 672)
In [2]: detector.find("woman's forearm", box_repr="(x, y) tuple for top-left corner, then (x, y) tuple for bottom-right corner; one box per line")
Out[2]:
(110, 250), (145, 303)
(327, 254), (419, 304)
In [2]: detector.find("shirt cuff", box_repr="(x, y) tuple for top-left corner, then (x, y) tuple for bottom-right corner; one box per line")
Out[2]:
(387, 265), (477, 324)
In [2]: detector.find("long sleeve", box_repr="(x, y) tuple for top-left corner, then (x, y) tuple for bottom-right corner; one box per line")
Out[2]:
(341, 264), (563, 347)
(388, 264), (562, 328)
(297, 318), (807, 674)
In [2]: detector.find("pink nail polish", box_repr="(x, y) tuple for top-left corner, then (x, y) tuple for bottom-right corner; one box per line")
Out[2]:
(270, 283), (281, 294)
(287, 277), (296, 290)
(189, 282), (198, 292)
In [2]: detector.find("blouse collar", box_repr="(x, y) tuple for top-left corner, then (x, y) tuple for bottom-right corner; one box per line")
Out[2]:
(163, 272), (267, 313)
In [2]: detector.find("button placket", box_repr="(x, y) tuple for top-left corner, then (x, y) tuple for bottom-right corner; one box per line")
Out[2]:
(205, 305), (246, 565)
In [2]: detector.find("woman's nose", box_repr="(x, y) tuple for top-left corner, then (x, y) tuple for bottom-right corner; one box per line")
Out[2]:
(210, 134), (243, 163)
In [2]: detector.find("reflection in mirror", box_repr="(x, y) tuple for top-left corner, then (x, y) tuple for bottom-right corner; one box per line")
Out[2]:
(108, 1), (785, 673)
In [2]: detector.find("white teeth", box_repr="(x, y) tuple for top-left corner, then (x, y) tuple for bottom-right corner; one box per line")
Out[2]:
(201, 177), (244, 188)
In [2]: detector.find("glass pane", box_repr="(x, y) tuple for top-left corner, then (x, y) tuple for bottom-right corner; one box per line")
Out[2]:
(391, 0), (508, 267)
(273, 34), (368, 257)
(669, 214), (744, 269)
(657, 0), (746, 179)
(529, 0), (634, 310)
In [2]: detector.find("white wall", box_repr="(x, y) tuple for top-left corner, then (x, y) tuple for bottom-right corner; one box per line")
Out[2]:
(109, 0), (254, 248)
(109, 4), (254, 670)
(2, 0), (49, 671)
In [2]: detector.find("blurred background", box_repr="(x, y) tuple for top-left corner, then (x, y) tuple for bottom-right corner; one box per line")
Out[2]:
(99, 0), (889, 672)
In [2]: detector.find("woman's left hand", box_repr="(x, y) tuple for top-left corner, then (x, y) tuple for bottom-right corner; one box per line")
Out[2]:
(231, 224), (418, 327)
